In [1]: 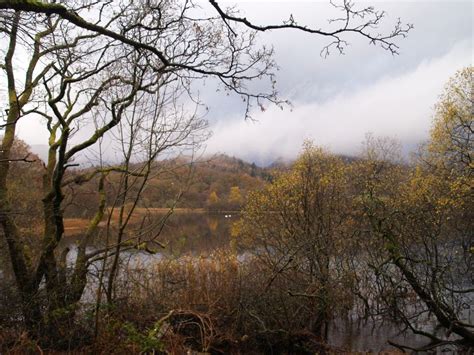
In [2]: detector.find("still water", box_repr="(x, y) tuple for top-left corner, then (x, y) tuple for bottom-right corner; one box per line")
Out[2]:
(62, 211), (237, 257)
(2, 212), (473, 352)
(66, 211), (473, 352)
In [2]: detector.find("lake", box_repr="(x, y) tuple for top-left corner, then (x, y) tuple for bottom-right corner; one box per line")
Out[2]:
(1, 211), (472, 352)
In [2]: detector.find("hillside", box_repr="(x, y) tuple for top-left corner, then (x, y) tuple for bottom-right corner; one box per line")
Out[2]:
(64, 154), (276, 218)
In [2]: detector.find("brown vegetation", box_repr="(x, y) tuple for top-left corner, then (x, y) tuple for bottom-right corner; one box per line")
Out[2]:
(1, 1), (471, 353)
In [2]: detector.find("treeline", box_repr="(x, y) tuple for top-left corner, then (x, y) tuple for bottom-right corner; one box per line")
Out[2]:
(60, 154), (272, 219)
(104, 68), (473, 353)
(229, 68), (473, 351)
(233, 135), (472, 351)
(0, 64), (471, 353)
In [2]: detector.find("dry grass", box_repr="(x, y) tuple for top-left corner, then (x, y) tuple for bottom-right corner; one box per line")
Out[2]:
(0, 250), (407, 354)
(104, 250), (347, 354)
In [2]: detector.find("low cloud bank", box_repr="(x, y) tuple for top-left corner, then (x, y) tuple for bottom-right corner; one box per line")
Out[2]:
(206, 41), (471, 165)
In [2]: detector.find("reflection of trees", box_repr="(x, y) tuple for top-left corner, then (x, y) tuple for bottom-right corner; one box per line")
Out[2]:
(208, 217), (219, 233)
(159, 214), (231, 256)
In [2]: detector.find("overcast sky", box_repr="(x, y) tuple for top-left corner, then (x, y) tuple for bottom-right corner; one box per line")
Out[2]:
(200, 0), (473, 164)
(16, 0), (473, 165)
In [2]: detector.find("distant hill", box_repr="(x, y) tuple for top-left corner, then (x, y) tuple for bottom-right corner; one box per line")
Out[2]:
(146, 153), (359, 210)
(149, 154), (275, 210)
(23, 146), (359, 217)
(64, 153), (279, 217)
(267, 156), (292, 170)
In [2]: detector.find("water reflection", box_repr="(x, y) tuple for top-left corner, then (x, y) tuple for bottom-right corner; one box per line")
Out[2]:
(62, 211), (238, 257)
(158, 212), (237, 256)
(2, 213), (473, 352)
(329, 317), (434, 352)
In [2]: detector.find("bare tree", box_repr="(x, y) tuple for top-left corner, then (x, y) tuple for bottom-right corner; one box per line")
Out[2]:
(0, 0), (412, 117)
(0, 0), (412, 347)
(0, 8), (205, 344)
(352, 135), (473, 351)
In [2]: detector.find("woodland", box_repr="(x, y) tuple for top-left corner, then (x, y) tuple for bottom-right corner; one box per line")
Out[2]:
(0, 0), (472, 353)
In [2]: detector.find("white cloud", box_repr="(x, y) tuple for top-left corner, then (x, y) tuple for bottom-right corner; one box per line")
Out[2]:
(13, 1), (472, 166)
(205, 40), (472, 164)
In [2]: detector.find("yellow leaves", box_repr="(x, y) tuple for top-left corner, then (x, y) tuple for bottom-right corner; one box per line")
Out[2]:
(228, 186), (243, 205)
(426, 66), (473, 176)
(208, 217), (218, 233)
(236, 142), (353, 255)
(230, 219), (243, 239)
(207, 191), (219, 205)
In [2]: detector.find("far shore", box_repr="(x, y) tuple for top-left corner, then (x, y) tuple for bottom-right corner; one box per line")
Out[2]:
(63, 208), (240, 236)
